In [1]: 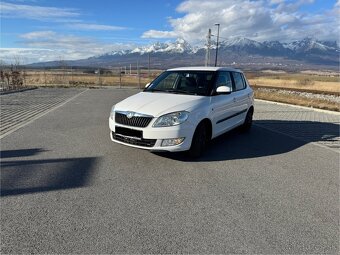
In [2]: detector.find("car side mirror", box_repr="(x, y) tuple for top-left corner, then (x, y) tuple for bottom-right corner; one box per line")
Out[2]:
(216, 86), (231, 94)
(145, 82), (151, 88)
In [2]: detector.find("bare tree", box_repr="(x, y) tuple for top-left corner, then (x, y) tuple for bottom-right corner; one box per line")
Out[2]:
(0, 57), (24, 91)
(10, 56), (24, 89)
(0, 59), (7, 91)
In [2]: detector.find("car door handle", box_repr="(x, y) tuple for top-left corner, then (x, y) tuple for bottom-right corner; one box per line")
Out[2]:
(233, 97), (237, 102)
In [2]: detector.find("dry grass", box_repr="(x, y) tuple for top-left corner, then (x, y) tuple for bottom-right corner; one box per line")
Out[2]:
(249, 78), (339, 93)
(254, 90), (339, 112)
(247, 73), (340, 93)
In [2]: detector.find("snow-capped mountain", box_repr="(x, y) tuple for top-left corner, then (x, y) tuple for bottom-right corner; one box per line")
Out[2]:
(283, 38), (335, 53)
(29, 37), (339, 70)
(221, 37), (264, 49)
(97, 37), (338, 58)
(99, 38), (194, 57)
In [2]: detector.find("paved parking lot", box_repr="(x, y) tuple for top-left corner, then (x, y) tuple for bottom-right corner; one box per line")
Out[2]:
(1, 88), (339, 254)
(0, 88), (86, 138)
(254, 101), (340, 151)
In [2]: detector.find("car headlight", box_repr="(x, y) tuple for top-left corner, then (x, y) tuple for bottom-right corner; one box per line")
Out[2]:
(110, 105), (115, 119)
(153, 111), (189, 127)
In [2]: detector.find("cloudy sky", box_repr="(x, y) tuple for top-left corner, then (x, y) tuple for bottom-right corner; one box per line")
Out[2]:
(1, 0), (339, 63)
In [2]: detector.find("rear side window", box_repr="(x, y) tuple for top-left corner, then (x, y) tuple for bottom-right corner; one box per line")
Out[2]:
(232, 72), (246, 91)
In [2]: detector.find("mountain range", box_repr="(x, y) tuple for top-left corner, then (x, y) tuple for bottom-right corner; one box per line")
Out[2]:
(30, 37), (340, 70)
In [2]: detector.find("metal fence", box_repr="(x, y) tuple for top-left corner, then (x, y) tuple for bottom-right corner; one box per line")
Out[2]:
(0, 67), (162, 92)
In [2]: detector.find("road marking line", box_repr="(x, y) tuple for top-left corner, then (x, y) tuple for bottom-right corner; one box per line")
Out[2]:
(255, 123), (340, 154)
(255, 99), (340, 115)
(0, 89), (89, 139)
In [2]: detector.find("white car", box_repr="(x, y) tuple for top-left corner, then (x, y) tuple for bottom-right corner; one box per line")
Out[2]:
(109, 67), (254, 157)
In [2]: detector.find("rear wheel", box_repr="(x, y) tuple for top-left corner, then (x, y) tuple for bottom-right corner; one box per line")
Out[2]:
(241, 107), (253, 132)
(188, 122), (208, 158)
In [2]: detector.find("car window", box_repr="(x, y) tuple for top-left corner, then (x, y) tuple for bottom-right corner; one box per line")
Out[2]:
(232, 72), (246, 91)
(145, 71), (215, 96)
(215, 72), (232, 90)
(156, 72), (178, 90)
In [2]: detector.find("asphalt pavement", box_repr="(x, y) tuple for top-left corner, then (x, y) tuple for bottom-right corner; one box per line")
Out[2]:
(1, 88), (339, 254)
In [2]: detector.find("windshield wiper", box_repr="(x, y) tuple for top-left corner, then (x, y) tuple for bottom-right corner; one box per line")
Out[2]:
(147, 89), (168, 93)
(146, 88), (197, 95)
(163, 89), (197, 95)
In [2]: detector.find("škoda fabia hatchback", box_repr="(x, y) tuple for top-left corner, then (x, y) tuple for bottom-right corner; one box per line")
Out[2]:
(109, 67), (254, 157)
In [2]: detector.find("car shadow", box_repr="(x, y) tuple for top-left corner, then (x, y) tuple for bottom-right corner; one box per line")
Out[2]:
(155, 120), (339, 162)
(0, 148), (48, 158)
(1, 155), (99, 197)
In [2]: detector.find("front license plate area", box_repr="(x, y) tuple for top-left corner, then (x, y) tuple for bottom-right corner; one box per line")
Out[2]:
(115, 126), (143, 139)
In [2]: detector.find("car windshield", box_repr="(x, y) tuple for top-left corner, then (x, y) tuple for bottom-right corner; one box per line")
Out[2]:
(144, 71), (215, 96)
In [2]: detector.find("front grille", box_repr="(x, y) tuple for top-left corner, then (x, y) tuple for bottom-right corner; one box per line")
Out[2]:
(112, 132), (156, 147)
(115, 112), (153, 128)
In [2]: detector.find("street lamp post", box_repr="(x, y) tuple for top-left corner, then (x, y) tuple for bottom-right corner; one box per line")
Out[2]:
(214, 23), (220, 67)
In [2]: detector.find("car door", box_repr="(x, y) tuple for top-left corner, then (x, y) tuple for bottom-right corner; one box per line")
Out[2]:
(230, 72), (250, 125)
(210, 71), (238, 138)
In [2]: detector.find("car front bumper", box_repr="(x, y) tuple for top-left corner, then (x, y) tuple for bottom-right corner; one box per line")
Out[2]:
(109, 117), (195, 152)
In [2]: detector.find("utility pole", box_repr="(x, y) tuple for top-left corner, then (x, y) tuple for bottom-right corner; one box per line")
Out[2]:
(205, 28), (211, 66)
(97, 68), (101, 85)
(148, 52), (150, 78)
(70, 66), (73, 84)
(214, 23), (220, 67)
(130, 64), (132, 75)
(119, 68), (122, 88)
(137, 60), (140, 89)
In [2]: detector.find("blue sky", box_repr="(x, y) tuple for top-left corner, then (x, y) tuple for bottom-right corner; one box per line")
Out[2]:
(1, 0), (339, 63)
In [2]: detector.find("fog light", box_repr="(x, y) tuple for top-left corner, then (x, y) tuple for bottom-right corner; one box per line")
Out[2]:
(161, 137), (185, 147)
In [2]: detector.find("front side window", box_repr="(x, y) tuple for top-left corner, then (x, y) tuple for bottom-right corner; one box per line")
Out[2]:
(145, 71), (215, 96)
(155, 72), (177, 90)
(232, 72), (246, 91)
(215, 71), (233, 90)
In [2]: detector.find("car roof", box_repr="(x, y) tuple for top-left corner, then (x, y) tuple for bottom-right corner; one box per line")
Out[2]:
(167, 66), (242, 72)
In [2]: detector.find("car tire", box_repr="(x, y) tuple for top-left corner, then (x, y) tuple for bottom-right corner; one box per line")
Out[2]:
(188, 122), (208, 158)
(241, 108), (253, 132)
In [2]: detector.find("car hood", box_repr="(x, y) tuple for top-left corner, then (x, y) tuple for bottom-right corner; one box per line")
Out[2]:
(115, 92), (207, 117)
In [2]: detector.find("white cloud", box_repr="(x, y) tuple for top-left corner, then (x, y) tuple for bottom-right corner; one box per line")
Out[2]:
(0, 31), (136, 63)
(66, 23), (127, 31)
(142, 30), (177, 39)
(0, 1), (80, 21)
(274, 0), (315, 13)
(270, 0), (285, 4)
(0, 48), (62, 64)
(1, 2), (129, 32)
(20, 31), (56, 39)
(142, 0), (339, 43)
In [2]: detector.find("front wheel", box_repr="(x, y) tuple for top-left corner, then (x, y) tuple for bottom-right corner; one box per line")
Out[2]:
(188, 123), (208, 158)
(241, 107), (253, 132)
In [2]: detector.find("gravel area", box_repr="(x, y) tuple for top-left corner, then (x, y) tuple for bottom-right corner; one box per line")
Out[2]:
(257, 88), (340, 103)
